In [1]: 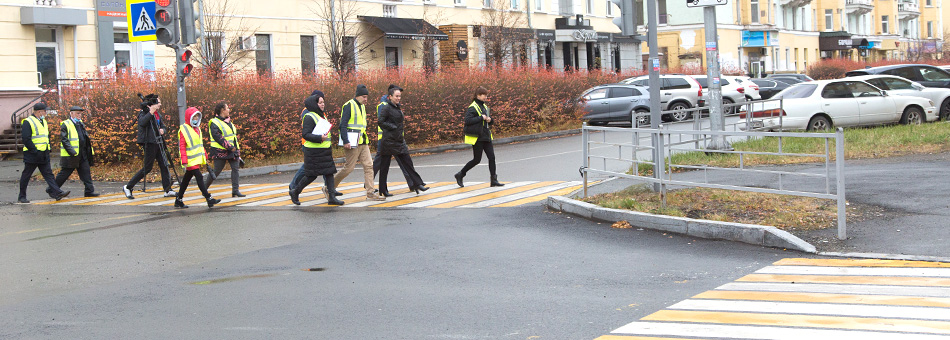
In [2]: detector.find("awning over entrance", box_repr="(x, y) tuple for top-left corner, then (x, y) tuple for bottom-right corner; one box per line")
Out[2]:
(818, 31), (855, 51)
(360, 16), (448, 41)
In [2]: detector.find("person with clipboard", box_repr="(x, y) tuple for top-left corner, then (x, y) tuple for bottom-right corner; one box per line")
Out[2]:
(288, 91), (344, 206)
(333, 85), (385, 201)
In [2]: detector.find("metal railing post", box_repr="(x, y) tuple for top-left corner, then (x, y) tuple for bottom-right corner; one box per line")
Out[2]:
(836, 127), (847, 240)
(582, 123), (589, 198)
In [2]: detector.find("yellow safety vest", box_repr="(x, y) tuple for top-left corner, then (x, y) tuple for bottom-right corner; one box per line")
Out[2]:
(22, 115), (49, 152)
(60, 119), (94, 157)
(464, 101), (493, 145)
(302, 112), (332, 149)
(179, 124), (207, 168)
(342, 99), (368, 144)
(208, 117), (239, 150)
(376, 102), (387, 141)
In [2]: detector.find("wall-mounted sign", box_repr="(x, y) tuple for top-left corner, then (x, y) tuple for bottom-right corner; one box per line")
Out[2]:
(687, 0), (728, 7)
(555, 29), (598, 42)
(456, 40), (468, 61)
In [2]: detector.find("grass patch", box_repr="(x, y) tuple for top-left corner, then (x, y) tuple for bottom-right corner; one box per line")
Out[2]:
(583, 185), (840, 231)
(636, 123), (950, 174)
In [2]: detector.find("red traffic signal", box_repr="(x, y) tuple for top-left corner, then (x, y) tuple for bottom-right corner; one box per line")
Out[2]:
(180, 49), (192, 62)
(182, 64), (193, 76)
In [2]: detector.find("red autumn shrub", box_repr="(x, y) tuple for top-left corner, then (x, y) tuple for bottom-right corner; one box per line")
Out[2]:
(46, 67), (641, 164)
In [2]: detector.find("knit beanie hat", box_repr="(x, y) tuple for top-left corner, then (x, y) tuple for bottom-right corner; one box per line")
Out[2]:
(355, 84), (369, 97)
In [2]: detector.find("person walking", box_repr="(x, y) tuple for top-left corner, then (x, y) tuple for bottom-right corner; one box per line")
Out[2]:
(454, 86), (503, 188)
(203, 101), (245, 197)
(17, 102), (70, 203)
(289, 90), (340, 197)
(173, 107), (221, 208)
(334, 84), (384, 201)
(49, 105), (99, 197)
(123, 94), (174, 199)
(288, 92), (344, 206)
(372, 85), (412, 196)
(377, 85), (428, 195)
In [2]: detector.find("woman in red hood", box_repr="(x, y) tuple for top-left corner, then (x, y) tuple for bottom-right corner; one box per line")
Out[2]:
(174, 107), (221, 208)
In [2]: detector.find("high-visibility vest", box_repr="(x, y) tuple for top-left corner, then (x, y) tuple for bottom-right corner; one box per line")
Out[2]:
(376, 102), (388, 140)
(60, 119), (94, 157)
(464, 101), (493, 145)
(302, 112), (332, 149)
(179, 124), (207, 168)
(208, 117), (239, 150)
(22, 116), (49, 152)
(342, 99), (368, 144)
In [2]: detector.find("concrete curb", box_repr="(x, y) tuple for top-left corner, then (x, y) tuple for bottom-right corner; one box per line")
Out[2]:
(216, 128), (581, 180)
(543, 195), (818, 253)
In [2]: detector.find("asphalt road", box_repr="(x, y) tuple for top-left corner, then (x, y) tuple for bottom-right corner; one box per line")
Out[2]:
(0, 130), (794, 339)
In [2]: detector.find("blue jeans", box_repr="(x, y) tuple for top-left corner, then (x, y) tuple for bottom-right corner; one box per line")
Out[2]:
(289, 165), (305, 191)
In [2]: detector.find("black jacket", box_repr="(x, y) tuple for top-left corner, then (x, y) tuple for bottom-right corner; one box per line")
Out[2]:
(21, 116), (50, 165)
(463, 99), (493, 141)
(378, 99), (409, 156)
(339, 99), (368, 145)
(301, 110), (337, 176)
(135, 110), (167, 144)
(208, 119), (238, 160)
(60, 119), (95, 168)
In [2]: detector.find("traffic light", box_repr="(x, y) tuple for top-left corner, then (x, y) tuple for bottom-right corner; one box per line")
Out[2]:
(177, 49), (193, 79)
(154, 0), (179, 46)
(178, 0), (202, 45)
(610, 0), (637, 36)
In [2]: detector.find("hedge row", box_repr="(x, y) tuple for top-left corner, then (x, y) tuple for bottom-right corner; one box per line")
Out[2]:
(45, 67), (639, 164)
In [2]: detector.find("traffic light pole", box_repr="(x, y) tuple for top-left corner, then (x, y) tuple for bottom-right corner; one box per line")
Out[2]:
(174, 44), (187, 124)
(646, 0), (662, 192)
(704, 6), (731, 150)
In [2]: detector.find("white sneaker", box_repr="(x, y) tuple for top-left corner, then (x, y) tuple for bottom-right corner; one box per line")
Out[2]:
(164, 190), (177, 197)
(123, 185), (134, 199)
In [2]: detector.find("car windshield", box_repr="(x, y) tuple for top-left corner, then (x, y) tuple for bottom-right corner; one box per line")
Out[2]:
(773, 84), (818, 99)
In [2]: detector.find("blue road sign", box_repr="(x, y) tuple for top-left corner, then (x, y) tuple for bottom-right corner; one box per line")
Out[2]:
(127, 0), (157, 42)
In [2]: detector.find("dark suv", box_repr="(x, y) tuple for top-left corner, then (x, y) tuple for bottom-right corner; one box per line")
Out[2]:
(844, 64), (950, 89)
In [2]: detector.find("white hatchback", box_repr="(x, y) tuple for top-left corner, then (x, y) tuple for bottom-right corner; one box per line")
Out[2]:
(754, 79), (937, 131)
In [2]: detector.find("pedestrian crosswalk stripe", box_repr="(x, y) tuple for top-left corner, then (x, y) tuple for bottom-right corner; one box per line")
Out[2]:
(599, 258), (950, 340)
(692, 290), (950, 308)
(738, 274), (950, 287)
(34, 181), (583, 208)
(594, 336), (703, 340)
(776, 258), (950, 268)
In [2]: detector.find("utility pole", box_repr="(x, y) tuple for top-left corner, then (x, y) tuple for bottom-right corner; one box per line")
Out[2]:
(646, 0), (662, 191)
(700, 4), (730, 150)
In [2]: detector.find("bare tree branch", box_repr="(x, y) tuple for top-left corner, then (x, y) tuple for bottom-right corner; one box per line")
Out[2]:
(478, 0), (528, 68)
(188, 0), (259, 80)
(309, 0), (382, 77)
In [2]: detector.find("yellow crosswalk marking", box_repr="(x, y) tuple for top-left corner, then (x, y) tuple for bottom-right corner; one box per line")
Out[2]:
(123, 183), (265, 206)
(641, 310), (950, 334)
(693, 290), (950, 308)
(372, 182), (489, 207)
(257, 182), (371, 207)
(427, 181), (557, 208)
(775, 258), (950, 268)
(490, 184), (582, 207)
(738, 274), (950, 287)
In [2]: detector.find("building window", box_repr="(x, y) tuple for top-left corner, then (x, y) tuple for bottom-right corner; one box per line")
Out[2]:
(926, 0), (931, 6)
(825, 9), (835, 31)
(587, 0), (593, 14)
(927, 21), (933, 38)
(607, 0), (613, 15)
(301, 35), (316, 74)
(803, 47), (808, 70)
(255, 34), (271, 75)
(455, 0), (463, 5)
(511, 0), (519, 8)
(750, 0), (759, 23)
(383, 4), (396, 17)
(785, 48), (790, 71)
(794, 48), (798, 71)
(484, 0), (491, 7)
(536, 0), (542, 10)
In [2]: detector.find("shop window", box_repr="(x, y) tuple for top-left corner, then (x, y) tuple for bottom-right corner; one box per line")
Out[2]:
(927, 21), (933, 38)
(512, 0), (519, 9)
(536, 0), (542, 11)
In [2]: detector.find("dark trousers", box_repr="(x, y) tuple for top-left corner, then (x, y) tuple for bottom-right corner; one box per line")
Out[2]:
(127, 143), (171, 191)
(52, 158), (95, 195)
(459, 140), (497, 177)
(293, 173), (335, 195)
(20, 162), (61, 200)
(378, 153), (424, 194)
(176, 169), (210, 200)
(289, 165), (305, 191)
(205, 158), (240, 191)
(373, 140), (412, 181)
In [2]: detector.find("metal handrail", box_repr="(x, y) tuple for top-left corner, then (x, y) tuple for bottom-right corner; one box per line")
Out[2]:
(10, 90), (49, 125)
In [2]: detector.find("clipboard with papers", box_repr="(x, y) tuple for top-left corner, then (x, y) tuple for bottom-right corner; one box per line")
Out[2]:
(338, 132), (360, 146)
(312, 118), (332, 136)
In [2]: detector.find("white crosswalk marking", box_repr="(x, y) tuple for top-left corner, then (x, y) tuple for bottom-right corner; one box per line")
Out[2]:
(597, 258), (950, 340)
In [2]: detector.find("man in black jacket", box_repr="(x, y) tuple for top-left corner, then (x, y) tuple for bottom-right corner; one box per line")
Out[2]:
(18, 102), (69, 203)
(123, 94), (174, 199)
(49, 106), (98, 197)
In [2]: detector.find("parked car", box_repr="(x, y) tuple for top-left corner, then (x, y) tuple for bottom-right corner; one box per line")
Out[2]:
(846, 74), (950, 120)
(751, 78), (793, 99)
(941, 65), (950, 72)
(844, 64), (950, 89)
(576, 84), (652, 126)
(766, 73), (814, 83)
(620, 75), (704, 122)
(691, 76), (747, 115)
(752, 79), (936, 131)
(723, 76), (762, 101)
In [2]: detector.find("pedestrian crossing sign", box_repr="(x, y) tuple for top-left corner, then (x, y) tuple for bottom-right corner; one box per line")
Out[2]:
(126, 0), (157, 42)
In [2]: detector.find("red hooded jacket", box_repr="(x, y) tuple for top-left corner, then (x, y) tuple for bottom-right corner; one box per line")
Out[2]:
(179, 107), (207, 171)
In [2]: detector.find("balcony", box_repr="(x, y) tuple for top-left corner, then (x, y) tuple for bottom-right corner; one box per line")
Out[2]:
(898, 0), (920, 19)
(845, 0), (874, 15)
(778, 0), (813, 8)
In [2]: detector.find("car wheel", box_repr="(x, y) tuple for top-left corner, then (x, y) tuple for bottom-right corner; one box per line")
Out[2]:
(668, 102), (691, 122)
(806, 115), (832, 131)
(722, 98), (735, 115)
(633, 109), (650, 127)
(900, 106), (924, 125)
(940, 98), (950, 121)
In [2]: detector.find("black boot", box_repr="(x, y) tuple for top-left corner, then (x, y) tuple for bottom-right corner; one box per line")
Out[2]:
(454, 172), (465, 187)
(325, 183), (345, 206)
(289, 189), (301, 205)
(174, 198), (188, 209)
(490, 175), (504, 187)
(206, 195), (221, 208)
(232, 190), (246, 197)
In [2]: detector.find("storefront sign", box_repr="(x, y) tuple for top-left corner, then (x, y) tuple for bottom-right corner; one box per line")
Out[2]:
(96, 0), (126, 20)
(456, 40), (468, 61)
(556, 29), (598, 42)
(838, 39), (853, 46)
(740, 31), (778, 47)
